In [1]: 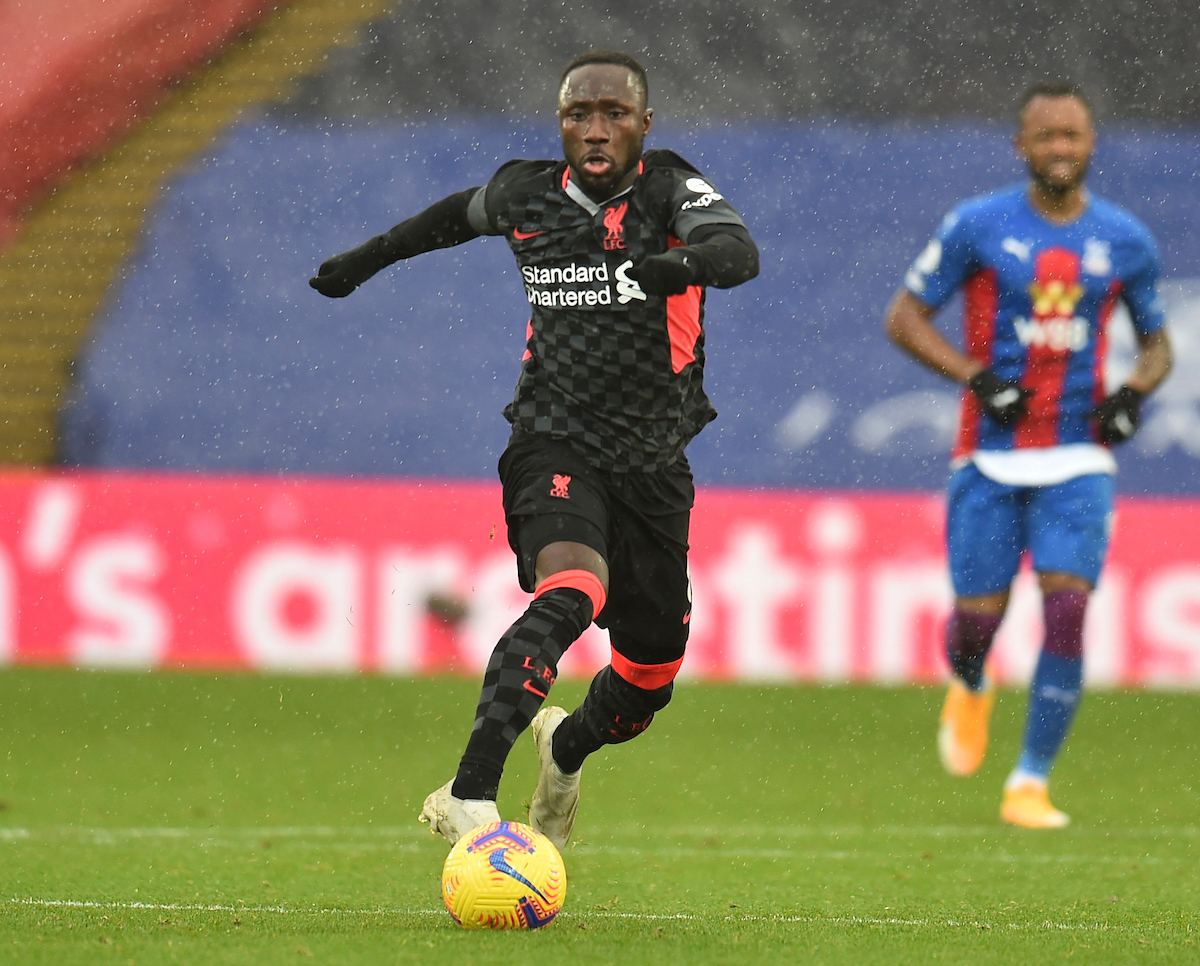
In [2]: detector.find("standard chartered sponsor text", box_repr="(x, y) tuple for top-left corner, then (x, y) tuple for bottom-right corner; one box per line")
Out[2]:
(523, 261), (613, 308)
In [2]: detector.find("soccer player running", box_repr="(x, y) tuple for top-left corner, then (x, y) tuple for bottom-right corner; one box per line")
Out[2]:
(310, 51), (758, 846)
(884, 82), (1171, 828)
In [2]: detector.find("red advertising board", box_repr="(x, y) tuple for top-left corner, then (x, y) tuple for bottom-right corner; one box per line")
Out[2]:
(1, 470), (1198, 687)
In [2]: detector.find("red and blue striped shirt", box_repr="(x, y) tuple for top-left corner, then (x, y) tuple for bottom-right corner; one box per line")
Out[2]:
(905, 183), (1164, 458)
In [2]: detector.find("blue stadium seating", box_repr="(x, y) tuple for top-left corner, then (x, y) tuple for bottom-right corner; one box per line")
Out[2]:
(61, 119), (1200, 493)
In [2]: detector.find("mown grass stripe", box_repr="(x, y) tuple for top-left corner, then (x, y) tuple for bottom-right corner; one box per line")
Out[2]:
(2, 824), (1197, 839)
(3, 898), (1151, 932)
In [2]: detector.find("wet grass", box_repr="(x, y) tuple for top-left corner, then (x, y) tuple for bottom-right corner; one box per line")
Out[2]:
(0, 669), (1197, 964)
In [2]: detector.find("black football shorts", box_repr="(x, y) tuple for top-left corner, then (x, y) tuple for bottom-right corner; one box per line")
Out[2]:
(498, 431), (693, 665)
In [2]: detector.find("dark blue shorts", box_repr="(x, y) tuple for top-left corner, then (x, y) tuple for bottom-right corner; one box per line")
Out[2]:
(946, 463), (1115, 598)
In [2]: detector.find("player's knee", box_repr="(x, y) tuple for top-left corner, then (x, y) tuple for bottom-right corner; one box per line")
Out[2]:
(1038, 571), (1092, 596)
(534, 568), (607, 621)
(583, 665), (674, 745)
(534, 544), (609, 596)
(614, 667), (674, 710)
(609, 643), (684, 690)
(655, 617), (690, 654)
(609, 671), (674, 742)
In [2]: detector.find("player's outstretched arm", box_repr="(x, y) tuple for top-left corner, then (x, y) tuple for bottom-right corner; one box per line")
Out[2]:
(309, 187), (483, 298)
(626, 224), (759, 297)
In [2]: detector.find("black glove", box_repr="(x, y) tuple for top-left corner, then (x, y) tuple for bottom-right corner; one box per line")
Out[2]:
(625, 249), (702, 296)
(1090, 385), (1144, 444)
(967, 370), (1034, 427)
(309, 239), (386, 298)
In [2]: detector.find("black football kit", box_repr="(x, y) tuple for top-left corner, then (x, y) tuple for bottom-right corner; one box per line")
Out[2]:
(472, 150), (752, 474)
(311, 148), (758, 802)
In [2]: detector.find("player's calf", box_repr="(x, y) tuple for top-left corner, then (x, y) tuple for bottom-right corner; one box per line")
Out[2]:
(1011, 588), (1087, 780)
(551, 661), (678, 774)
(452, 574), (603, 802)
(945, 607), (1002, 690)
(529, 648), (681, 845)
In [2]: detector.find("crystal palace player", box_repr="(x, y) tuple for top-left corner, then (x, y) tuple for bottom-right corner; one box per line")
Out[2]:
(884, 82), (1171, 828)
(310, 51), (758, 846)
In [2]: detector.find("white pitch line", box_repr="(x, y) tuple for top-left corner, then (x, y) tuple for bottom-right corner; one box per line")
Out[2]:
(8, 898), (360, 915)
(3, 899), (1156, 933)
(1, 826), (424, 840)
(6, 898), (698, 920)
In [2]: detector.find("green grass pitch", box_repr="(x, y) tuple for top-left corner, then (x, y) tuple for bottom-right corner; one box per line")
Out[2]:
(0, 668), (1197, 964)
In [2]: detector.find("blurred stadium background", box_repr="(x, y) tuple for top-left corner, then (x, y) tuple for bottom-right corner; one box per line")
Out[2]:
(2, 0), (1200, 687)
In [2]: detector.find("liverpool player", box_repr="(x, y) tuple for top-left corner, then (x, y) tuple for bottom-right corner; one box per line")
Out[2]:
(310, 51), (758, 846)
(884, 82), (1171, 827)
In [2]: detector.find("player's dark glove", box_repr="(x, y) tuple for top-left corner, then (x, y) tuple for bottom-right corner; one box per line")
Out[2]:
(1090, 385), (1144, 444)
(625, 249), (702, 296)
(309, 240), (386, 298)
(967, 369), (1034, 427)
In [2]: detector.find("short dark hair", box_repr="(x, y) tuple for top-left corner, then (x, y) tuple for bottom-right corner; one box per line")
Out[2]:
(559, 50), (649, 106)
(1019, 81), (1090, 118)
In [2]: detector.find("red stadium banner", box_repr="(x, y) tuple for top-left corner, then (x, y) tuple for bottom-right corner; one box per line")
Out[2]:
(0, 0), (285, 247)
(0, 470), (1198, 688)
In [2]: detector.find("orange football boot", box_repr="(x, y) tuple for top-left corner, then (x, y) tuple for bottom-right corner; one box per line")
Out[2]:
(1001, 780), (1070, 828)
(937, 678), (995, 776)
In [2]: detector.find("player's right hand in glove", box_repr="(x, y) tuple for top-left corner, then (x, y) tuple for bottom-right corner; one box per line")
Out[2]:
(1090, 385), (1144, 444)
(967, 369), (1034, 427)
(309, 240), (383, 298)
(625, 249), (702, 296)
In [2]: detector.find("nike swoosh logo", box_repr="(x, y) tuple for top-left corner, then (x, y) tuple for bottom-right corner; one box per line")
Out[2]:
(512, 229), (545, 240)
(489, 849), (548, 900)
(523, 680), (548, 698)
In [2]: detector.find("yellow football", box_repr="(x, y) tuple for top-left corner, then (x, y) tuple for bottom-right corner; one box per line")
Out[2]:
(441, 821), (566, 929)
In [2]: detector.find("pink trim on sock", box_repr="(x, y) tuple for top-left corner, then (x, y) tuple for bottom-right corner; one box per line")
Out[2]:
(610, 649), (684, 689)
(534, 569), (606, 620)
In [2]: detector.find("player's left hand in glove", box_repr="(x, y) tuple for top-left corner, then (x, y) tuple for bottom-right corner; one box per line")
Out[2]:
(1090, 385), (1144, 444)
(625, 249), (702, 296)
(309, 242), (383, 298)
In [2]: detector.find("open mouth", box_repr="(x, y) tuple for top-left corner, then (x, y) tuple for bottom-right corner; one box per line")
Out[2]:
(1045, 159), (1077, 177)
(581, 154), (614, 178)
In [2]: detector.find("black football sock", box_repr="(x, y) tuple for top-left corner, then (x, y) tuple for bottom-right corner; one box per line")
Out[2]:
(451, 588), (592, 801)
(551, 665), (674, 774)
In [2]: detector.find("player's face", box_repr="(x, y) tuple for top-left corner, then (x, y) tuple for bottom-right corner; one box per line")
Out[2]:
(558, 64), (652, 200)
(1015, 95), (1094, 195)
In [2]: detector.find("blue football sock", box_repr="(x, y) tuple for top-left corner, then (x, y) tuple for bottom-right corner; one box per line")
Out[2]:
(1017, 651), (1083, 777)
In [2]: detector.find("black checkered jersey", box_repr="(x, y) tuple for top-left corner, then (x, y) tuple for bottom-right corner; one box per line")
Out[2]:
(474, 149), (749, 474)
